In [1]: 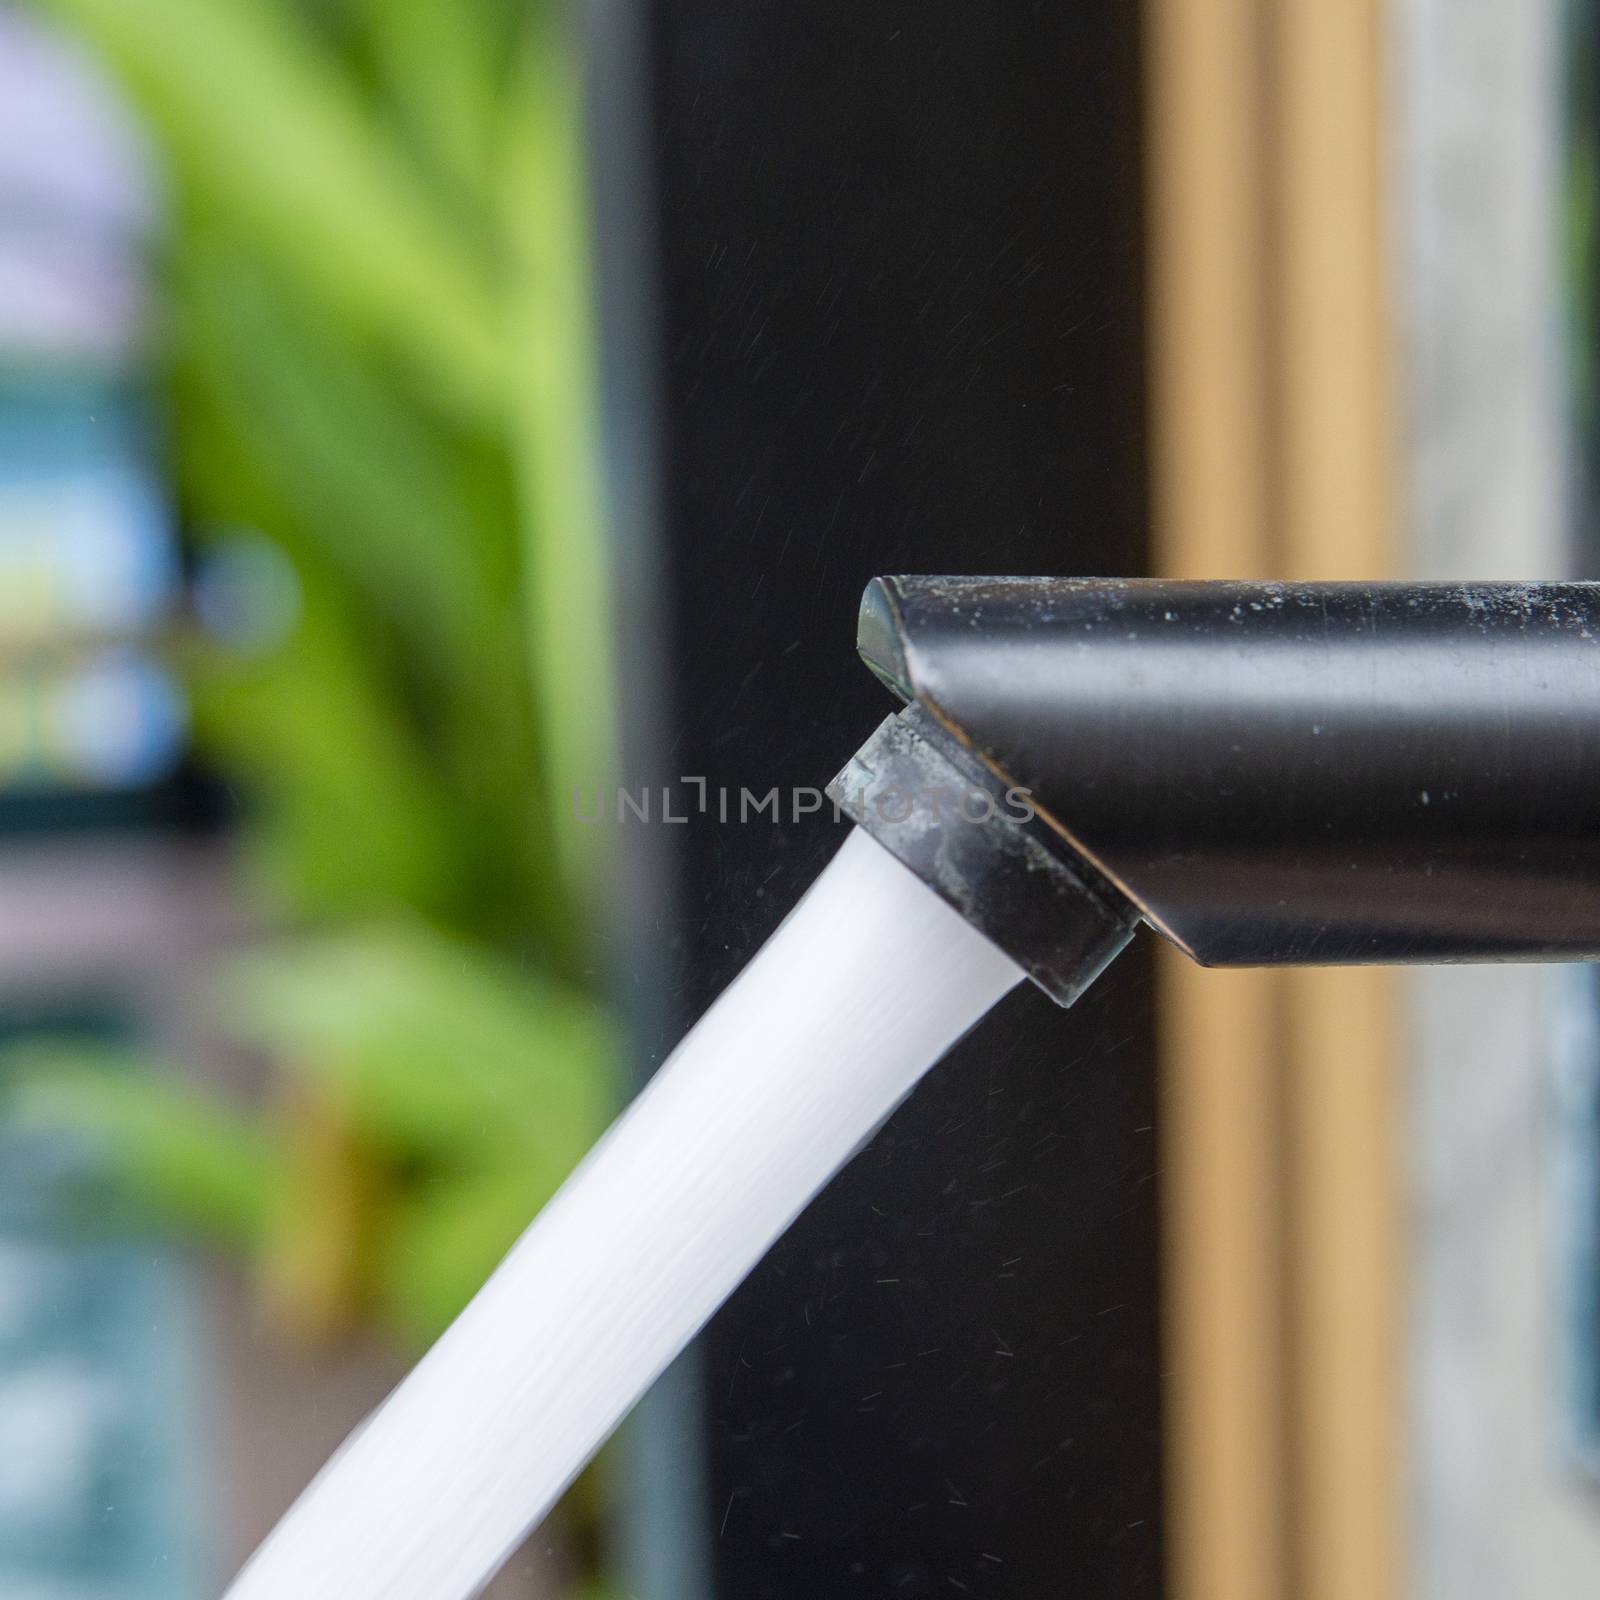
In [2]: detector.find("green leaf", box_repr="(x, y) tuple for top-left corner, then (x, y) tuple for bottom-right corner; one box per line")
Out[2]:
(174, 235), (573, 944)
(499, 13), (618, 914)
(176, 232), (497, 672)
(359, 0), (515, 211)
(35, 0), (504, 415)
(220, 922), (614, 1167)
(5, 1045), (286, 1249)
(376, 1160), (555, 1345)
(170, 238), (565, 942)
(194, 588), (465, 922)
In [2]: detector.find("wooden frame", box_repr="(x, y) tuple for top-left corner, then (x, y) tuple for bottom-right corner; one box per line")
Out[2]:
(1145, 1), (1400, 1595)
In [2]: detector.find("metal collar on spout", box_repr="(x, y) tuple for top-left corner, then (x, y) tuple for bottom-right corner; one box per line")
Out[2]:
(835, 574), (1600, 1002)
(828, 703), (1136, 1005)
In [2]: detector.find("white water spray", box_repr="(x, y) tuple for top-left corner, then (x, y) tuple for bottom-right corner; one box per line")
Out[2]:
(223, 828), (1024, 1600)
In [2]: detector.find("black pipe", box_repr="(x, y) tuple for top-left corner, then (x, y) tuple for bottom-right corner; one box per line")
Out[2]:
(830, 575), (1600, 1000)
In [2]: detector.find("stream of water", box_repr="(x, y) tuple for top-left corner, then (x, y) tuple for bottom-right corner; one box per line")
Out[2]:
(222, 827), (1025, 1600)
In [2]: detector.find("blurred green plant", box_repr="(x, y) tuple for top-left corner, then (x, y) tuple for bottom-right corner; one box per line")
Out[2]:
(7, 0), (620, 1351)
(11, 923), (613, 1345)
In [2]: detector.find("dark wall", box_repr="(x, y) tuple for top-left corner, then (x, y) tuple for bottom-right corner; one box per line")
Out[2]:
(644, 2), (1161, 1594)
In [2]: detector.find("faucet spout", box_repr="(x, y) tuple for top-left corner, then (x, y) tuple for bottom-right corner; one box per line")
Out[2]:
(834, 575), (1600, 998)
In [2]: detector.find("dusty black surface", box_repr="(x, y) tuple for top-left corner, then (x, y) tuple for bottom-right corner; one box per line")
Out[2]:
(640, 2), (1161, 1593)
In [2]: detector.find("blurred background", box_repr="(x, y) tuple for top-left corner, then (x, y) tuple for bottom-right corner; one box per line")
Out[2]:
(0, 0), (1593, 1598)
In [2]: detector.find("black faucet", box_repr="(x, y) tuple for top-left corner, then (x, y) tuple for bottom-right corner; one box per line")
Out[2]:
(830, 575), (1600, 1003)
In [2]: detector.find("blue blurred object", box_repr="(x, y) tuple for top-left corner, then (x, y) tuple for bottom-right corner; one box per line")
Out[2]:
(0, 2), (189, 811)
(0, 434), (179, 652)
(0, 12), (210, 1597)
(1554, 967), (1600, 1482)
(0, 395), (188, 794)
(0, 1013), (206, 1600)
